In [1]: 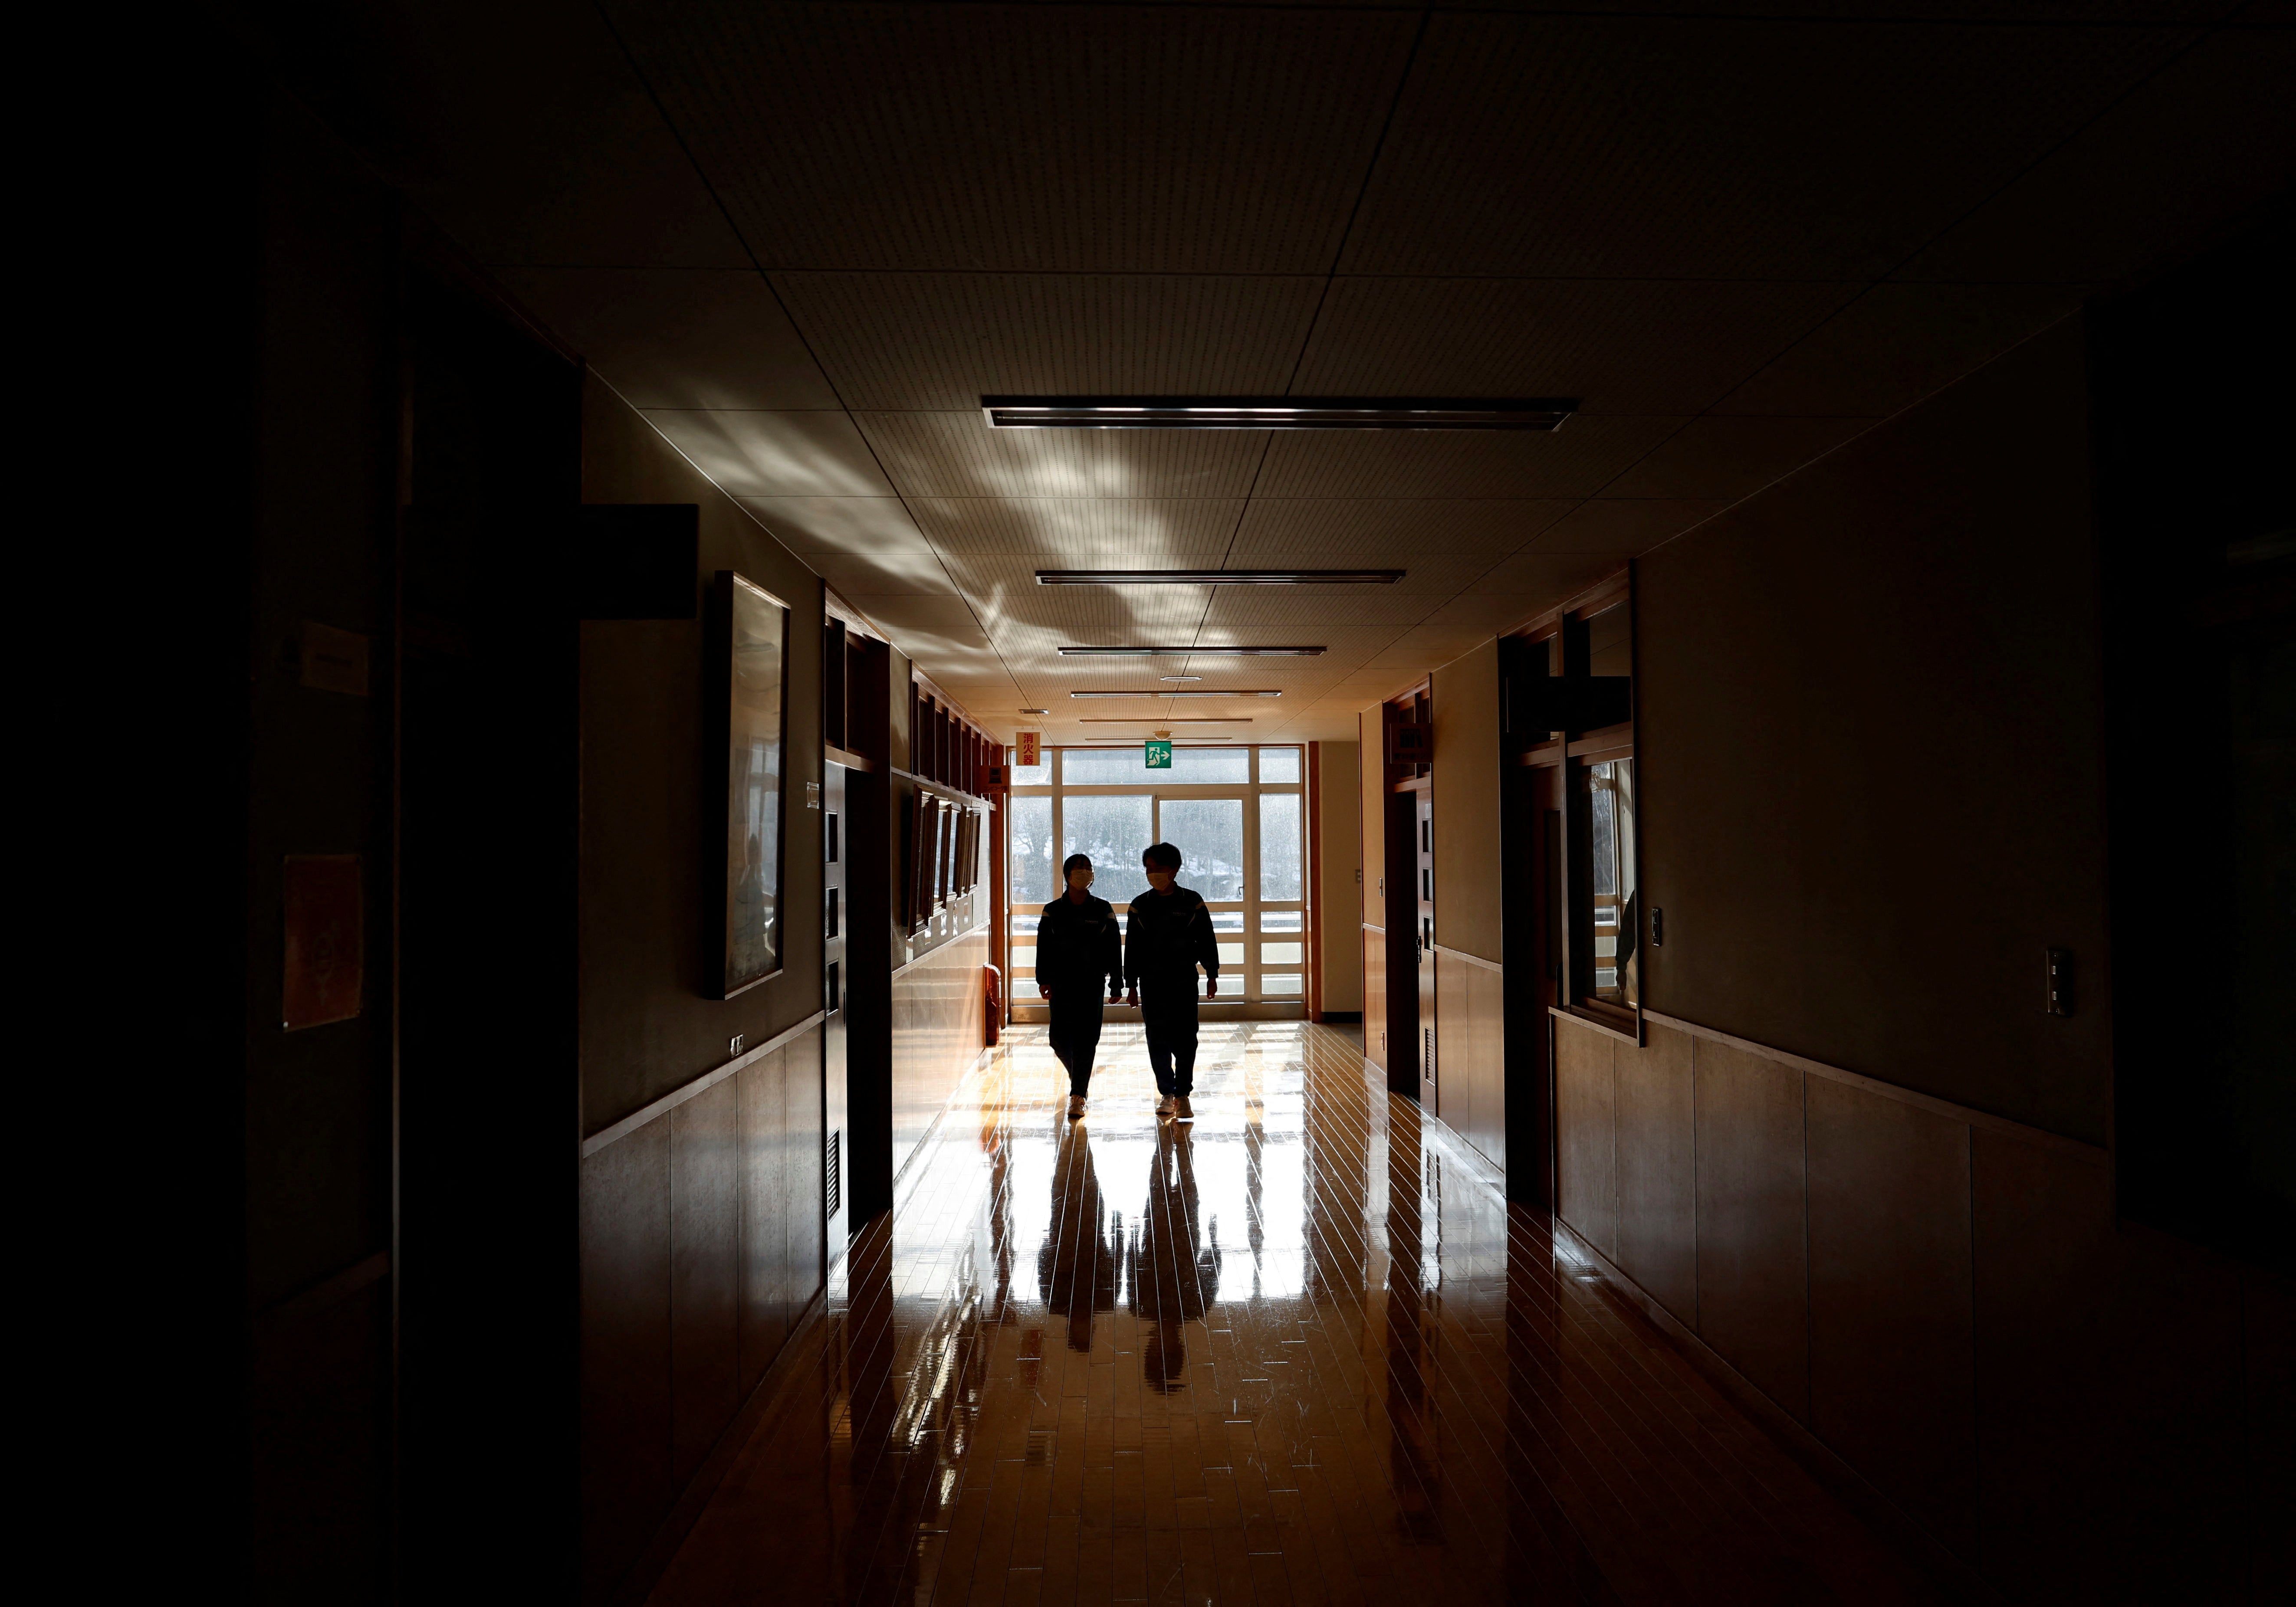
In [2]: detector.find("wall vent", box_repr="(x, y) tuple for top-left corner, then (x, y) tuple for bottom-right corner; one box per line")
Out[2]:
(825, 1129), (842, 1218)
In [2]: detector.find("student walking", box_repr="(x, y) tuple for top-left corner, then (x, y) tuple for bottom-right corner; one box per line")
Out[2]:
(1123, 842), (1220, 1122)
(1035, 853), (1123, 1119)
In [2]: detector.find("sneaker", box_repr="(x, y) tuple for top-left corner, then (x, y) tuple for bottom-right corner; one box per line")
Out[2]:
(1176, 1096), (1195, 1123)
(1067, 1095), (1087, 1120)
(1156, 1096), (1177, 1120)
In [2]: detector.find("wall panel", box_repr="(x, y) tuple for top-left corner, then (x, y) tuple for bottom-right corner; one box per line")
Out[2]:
(737, 1045), (792, 1390)
(1554, 1017), (1616, 1256)
(1806, 1078), (1976, 1555)
(1436, 950), (1506, 1173)
(578, 1120), (672, 1593)
(1691, 1036), (1809, 1422)
(1363, 927), (1388, 1072)
(1430, 638), (1502, 964)
(1315, 741), (1364, 1013)
(669, 1077), (739, 1487)
(891, 928), (990, 1183)
(1614, 1022), (1696, 1326)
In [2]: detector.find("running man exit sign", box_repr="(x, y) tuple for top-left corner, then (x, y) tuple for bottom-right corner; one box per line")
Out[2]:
(1144, 738), (1172, 768)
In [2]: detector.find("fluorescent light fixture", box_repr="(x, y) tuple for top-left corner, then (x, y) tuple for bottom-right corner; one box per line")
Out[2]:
(1057, 645), (1326, 656)
(1070, 689), (1281, 699)
(1037, 570), (1399, 586)
(1078, 717), (1252, 724)
(1159, 676), (1203, 683)
(1018, 707), (1049, 714)
(983, 396), (1577, 431)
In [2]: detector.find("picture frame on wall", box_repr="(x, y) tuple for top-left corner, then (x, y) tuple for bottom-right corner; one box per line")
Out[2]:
(708, 570), (790, 998)
(907, 791), (937, 935)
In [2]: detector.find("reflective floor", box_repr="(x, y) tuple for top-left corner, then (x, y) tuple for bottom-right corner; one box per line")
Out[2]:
(650, 1023), (1948, 1606)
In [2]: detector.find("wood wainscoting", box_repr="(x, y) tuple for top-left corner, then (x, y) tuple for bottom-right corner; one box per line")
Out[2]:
(1549, 1009), (2282, 1602)
(579, 1017), (829, 1602)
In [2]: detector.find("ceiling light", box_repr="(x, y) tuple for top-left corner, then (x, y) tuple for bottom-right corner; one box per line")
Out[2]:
(1159, 676), (1203, 683)
(1057, 645), (1327, 657)
(1018, 707), (1049, 715)
(983, 396), (1577, 431)
(1071, 689), (1280, 699)
(1037, 570), (1399, 586)
(1078, 717), (1252, 724)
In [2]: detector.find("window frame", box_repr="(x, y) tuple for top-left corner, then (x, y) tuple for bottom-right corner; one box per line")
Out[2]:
(1001, 744), (1308, 1013)
(1506, 571), (1644, 1044)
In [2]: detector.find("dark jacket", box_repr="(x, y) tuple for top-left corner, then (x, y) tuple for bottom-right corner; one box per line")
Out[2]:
(1123, 886), (1221, 990)
(1036, 894), (1122, 996)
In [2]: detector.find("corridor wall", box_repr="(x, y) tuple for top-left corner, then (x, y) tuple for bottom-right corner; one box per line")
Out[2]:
(1312, 742), (1363, 1015)
(573, 376), (830, 1600)
(1552, 314), (2288, 1601)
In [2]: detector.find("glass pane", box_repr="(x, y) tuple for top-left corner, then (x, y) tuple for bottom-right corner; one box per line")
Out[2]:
(1262, 974), (1303, 995)
(1588, 758), (1639, 1007)
(1261, 941), (1303, 965)
(1259, 793), (1302, 901)
(1011, 975), (1041, 1000)
(1008, 745), (1049, 786)
(1158, 797), (1245, 900)
(1260, 909), (1304, 932)
(1062, 794), (1153, 905)
(1062, 745), (1249, 784)
(1008, 796), (1054, 906)
(1209, 909), (1246, 933)
(1217, 941), (1245, 966)
(1259, 746), (1301, 783)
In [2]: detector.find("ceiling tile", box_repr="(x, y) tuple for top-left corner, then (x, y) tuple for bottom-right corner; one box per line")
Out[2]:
(1295, 278), (1859, 414)
(1892, 28), (2296, 285)
(1527, 499), (1731, 555)
(1603, 416), (1871, 500)
(1475, 551), (1630, 601)
(1251, 414), (1680, 499)
(496, 268), (836, 409)
(855, 412), (1268, 499)
(804, 551), (960, 598)
(602, 2), (1418, 271)
(1342, 13), (2191, 279)
(1232, 499), (1578, 563)
(851, 596), (1005, 676)
(641, 410), (894, 496)
(776, 274), (1323, 409)
(1713, 282), (2087, 417)
(907, 498), (1242, 557)
(278, 0), (754, 268)
(1197, 587), (1447, 630)
(734, 497), (932, 554)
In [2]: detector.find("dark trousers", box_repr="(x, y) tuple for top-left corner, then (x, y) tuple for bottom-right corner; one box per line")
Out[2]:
(1139, 979), (1200, 1097)
(1047, 990), (1105, 1097)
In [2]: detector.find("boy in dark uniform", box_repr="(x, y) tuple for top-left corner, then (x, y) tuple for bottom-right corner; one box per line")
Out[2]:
(1123, 842), (1221, 1122)
(1035, 853), (1123, 1119)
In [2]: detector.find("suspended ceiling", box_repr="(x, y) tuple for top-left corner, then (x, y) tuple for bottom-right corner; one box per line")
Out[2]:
(272, 0), (2293, 742)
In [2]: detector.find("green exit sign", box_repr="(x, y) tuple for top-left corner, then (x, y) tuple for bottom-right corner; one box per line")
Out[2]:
(1144, 739), (1173, 769)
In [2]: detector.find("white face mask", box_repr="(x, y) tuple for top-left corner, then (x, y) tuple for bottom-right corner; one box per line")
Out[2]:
(1066, 866), (1094, 893)
(1145, 868), (1174, 891)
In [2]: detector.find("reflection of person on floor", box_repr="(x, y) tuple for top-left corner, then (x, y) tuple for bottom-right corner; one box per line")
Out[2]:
(1123, 842), (1221, 1123)
(1127, 1125), (1221, 1394)
(1036, 1125), (1115, 1354)
(1036, 853), (1123, 1120)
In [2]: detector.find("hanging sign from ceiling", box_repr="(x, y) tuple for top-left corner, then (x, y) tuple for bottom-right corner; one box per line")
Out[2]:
(1144, 738), (1173, 769)
(1015, 731), (1041, 767)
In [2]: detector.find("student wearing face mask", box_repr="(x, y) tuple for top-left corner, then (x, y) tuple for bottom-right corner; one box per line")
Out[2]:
(1035, 853), (1123, 1119)
(1123, 842), (1220, 1122)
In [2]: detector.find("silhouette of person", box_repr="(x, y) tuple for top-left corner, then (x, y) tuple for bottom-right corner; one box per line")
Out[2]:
(1036, 1124), (1116, 1354)
(1127, 1125), (1221, 1394)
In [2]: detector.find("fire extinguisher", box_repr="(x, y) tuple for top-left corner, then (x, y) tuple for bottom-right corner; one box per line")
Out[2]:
(983, 964), (1002, 1047)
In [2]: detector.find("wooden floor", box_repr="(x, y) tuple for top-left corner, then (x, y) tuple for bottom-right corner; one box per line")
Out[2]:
(647, 1022), (1951, 1606)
